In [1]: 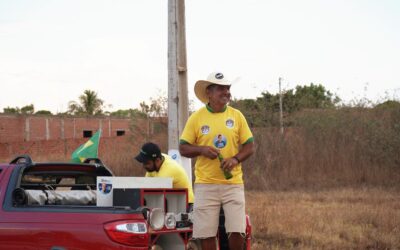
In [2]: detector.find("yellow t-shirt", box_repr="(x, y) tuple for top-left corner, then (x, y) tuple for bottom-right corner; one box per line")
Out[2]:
(180, 105), (253, 184)
(145, 153), (195, 203)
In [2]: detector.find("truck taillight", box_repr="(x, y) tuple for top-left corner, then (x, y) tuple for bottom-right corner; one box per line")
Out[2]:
(104, 220), (149, 247)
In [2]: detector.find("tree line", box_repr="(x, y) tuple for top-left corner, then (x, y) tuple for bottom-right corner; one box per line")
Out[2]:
(2, 84), (399, 123)
(231, 83), (400, 128)
(1, 90), (165, 118)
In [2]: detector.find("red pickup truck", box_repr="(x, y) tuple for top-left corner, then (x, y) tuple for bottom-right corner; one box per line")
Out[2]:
(0, 155), (251, 250)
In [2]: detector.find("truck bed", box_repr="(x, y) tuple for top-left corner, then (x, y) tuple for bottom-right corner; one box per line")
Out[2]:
(0, 159), (148, 250)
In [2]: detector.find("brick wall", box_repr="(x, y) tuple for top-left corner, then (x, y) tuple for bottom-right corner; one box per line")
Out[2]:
(0, 114), (137, 143)
(0, 114), (167, 163)
(0, 115), (25, 142)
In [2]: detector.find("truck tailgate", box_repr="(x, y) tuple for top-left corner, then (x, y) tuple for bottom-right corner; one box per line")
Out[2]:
(0, 209), (146, 250)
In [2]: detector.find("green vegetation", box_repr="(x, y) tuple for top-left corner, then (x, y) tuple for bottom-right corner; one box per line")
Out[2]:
(232, 84), (400, 190)
(3, 104), (53, 115)
(139, 92), (168, 117)
(3, 106), (20, 114)
(108, 109), (147, 118)
(67, 90), (105, 116)
(230, 83), (341, 127)
(35, 110), (53, 115)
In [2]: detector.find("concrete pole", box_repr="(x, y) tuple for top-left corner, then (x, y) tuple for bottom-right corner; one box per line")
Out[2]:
(24, 116), (30, 142)
(60, 118), (65, 139)
(45, 118), (50, 140)
(279, 77), (284, 135)
(168, 0), (192, 181)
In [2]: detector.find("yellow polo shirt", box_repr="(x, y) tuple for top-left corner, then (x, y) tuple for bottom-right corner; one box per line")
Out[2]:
(146, 153), (194, 203)
(180, 105), (253, 184)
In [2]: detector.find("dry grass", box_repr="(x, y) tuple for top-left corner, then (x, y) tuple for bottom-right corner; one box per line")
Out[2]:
(246, 188), (400, 249)
(243, 107), (400, 191)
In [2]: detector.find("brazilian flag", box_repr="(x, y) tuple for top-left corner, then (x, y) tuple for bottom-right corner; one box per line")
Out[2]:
(71, 130), (101, 163)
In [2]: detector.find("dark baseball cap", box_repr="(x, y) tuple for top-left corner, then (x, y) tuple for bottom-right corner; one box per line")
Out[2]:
(135, 142), (162, 163)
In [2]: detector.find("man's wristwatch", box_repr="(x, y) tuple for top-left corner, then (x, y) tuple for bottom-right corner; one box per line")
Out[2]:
(233, 156), (241, 163)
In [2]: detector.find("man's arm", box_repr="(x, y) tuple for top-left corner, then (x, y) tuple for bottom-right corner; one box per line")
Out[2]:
(234, 141), (255, 163)
(179, 143), (220, 159)
(221, 141), (255, 172)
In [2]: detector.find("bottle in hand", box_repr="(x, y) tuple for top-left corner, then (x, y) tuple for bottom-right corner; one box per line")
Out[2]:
(217, 153), (233, 179)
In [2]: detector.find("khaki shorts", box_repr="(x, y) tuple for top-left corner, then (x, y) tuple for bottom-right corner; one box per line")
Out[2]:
(192, 184), (246, 238)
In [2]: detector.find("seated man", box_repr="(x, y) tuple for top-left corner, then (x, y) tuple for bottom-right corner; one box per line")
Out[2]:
(135, 142), (194, 208)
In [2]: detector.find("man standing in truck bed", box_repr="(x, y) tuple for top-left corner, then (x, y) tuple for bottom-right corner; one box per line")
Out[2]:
(179, 72), (254, 250)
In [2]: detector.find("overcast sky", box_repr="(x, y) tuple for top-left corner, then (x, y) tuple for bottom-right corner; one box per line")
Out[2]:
(0, 0), (399, 113)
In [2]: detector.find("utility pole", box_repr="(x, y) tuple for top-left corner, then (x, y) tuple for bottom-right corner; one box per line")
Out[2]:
(279, 77), (284, 135)
(168, 0), (191, 181)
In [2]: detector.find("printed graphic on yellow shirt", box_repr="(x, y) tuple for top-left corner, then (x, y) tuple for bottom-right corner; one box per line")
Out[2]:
(214, 134), (227, 148)
(225, 118), (234, 128)
(201, 125), (210, 135)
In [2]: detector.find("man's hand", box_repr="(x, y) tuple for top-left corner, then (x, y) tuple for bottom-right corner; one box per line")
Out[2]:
(221, 157), (240, 172)
(200, 146), (220, 159)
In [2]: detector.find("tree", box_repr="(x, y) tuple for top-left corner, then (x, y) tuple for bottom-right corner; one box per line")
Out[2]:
(138, 91), (168, 117)
(294, 83), (340, 109)
(3, 107), (20, 114)
(231, 83), (341, 127)
(374, 100), (400, 109)
(109, 108), (147, 118)
(149, 95), (168, 117)
(231, 98), (264, 127)
(68, 90), (105, 116)
(3, 104), (35, 115)
(35, 110), (53, 115)
(20, 104), (35, 114)
(139, 101), (150, 115)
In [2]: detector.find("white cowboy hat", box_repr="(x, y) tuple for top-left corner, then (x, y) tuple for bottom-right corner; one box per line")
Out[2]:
(194, 72), (231, 104)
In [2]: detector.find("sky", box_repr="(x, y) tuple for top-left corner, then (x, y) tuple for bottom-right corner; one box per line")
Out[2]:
(0, 0), (399, 113)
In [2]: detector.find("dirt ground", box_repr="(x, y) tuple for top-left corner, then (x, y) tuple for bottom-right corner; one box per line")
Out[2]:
(246, 187), (400, 249)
